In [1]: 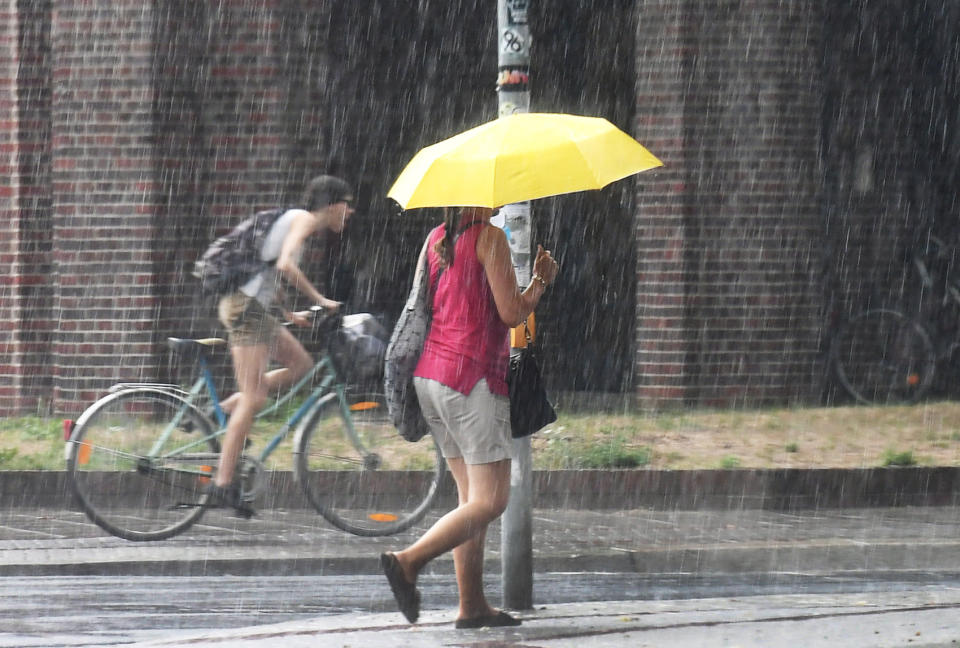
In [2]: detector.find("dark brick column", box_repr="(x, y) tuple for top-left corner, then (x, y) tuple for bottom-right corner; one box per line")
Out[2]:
(634, 0), (825, 408)
(50, 2), (162, 414)
(634, 1), (693, 406)
(0, 1), (53, 415)
(45, 2), (335, 413)
(151, 2), (333, 397)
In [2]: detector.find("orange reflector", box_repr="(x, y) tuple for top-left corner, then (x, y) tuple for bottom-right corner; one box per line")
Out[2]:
(198, 465), (213, 485)
(350, 401), (380, 412)
(77, 442), (92, 465)
(368, 512), (399, 523)
(907, 374), (920, 386)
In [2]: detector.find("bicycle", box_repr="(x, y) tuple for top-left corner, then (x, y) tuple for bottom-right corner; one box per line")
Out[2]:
(64, 309), (444, 542)
(830, 234), (960, 405)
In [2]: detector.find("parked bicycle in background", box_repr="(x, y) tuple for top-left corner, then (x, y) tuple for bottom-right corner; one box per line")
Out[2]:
(830, 233), (960, 405)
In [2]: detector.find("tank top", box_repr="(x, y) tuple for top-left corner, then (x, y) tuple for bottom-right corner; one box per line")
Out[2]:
(239, 209), (302, 308)
(413, 220), (510, 396)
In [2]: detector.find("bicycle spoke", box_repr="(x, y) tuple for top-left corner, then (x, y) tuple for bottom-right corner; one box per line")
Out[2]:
(70, 441), (140, 463)
(301, 451), (366, 467)
(66, 389), (219, 541)
(294, 394), (443, 536)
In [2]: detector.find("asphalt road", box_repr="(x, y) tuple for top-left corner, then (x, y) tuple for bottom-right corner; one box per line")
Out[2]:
(5, 572), (960, 647)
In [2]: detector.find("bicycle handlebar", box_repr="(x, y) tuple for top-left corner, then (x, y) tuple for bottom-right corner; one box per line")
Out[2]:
(280, 304), (339, 326)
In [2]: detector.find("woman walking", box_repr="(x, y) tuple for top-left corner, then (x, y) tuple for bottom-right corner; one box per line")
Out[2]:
(381, 206), (558, 628)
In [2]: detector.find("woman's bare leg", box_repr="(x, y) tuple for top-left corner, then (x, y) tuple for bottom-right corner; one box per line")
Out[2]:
(392, 457), (510, 618)
(446, 459), (500, 620)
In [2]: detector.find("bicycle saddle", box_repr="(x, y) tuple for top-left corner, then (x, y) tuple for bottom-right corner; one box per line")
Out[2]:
(167, 337), (227, 360)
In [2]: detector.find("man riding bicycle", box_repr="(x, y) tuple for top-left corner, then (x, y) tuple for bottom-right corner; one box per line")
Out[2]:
(208, 175), (355, 516)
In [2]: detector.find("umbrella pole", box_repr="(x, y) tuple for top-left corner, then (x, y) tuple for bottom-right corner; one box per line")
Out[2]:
(497, 0), (534, 612)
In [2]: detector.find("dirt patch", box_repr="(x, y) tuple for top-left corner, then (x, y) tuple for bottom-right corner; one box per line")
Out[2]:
(535, 401), (960, 469)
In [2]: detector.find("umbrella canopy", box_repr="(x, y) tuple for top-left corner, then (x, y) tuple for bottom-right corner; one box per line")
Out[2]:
(387, 112), (663, 209)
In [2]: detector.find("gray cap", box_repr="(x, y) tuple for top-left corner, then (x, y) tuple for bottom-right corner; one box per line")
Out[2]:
(303, 175), (353, 211)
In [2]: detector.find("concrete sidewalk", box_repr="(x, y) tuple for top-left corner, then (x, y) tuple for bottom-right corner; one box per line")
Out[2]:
(130, 593), (960, 648)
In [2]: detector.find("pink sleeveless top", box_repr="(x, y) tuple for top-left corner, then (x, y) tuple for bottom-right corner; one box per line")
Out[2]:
(413, 221), (510, 396)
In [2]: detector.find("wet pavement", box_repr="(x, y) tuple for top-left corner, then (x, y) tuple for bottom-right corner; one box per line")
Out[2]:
(1, 503), (960, 646)
(2, 505), (960, 578)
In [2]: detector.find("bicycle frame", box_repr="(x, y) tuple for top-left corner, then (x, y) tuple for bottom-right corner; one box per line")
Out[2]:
(68, 326), (443, 540)
(133, 349), (368, 470)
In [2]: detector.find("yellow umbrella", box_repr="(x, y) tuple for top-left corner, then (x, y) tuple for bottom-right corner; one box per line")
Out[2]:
(388, 113), (662, 209)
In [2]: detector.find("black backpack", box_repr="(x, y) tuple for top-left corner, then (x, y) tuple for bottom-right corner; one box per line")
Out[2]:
(193, 208), (286, 295)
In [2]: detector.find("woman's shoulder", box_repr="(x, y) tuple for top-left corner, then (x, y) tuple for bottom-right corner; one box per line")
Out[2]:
(475, 222), (507, 260)
(425, 224), (446, 248)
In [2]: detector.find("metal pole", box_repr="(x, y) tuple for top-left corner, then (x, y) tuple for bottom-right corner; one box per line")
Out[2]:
(497, 0), (534, 611)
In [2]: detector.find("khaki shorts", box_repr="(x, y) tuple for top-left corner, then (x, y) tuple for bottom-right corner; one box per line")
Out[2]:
(413, 377), (512, 465)
(217, 293), (281, 347)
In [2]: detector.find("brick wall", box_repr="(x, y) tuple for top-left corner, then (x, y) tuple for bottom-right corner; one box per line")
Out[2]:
(634, 0), (825, 408)
(49, 1), (161, 413)
(5, 1), (955, 416)
(0, 3), (22, 413)
(151, 2), (333, 393)
(2, 0), (497, 416)
(0, 1), (53, 415)
(3, 1), (342, 414)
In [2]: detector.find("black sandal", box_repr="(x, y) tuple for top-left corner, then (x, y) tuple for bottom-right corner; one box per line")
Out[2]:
(455, 610), (522, 629)
(380, 552), (420, 624)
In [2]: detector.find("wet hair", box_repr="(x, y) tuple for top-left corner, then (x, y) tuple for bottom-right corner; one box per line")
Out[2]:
(302, 175), (353, 211)
(433, 208), (459, 269)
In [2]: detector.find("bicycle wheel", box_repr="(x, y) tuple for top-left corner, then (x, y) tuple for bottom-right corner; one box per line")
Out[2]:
(830, 309), (936, 405)
(293, 391), (444, 536)
(66, 388), (220, 541)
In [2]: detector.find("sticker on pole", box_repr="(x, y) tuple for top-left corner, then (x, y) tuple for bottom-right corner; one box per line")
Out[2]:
(506, 0), (528, 25)
(501, 28), (528, 56)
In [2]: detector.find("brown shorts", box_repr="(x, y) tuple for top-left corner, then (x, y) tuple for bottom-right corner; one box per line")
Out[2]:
(217, 293), (281, 347)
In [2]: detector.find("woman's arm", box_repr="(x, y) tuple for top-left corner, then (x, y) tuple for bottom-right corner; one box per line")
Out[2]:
(476, 225), (557, 327)
(275, 210), (341, 311)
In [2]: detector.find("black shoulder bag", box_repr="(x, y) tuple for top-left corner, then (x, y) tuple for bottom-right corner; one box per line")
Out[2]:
(508, 319), (557, 438)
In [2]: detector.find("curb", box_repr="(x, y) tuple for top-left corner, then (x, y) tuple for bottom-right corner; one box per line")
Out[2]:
(3, 467), (959, 510)
(7, 540), (960, 578)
